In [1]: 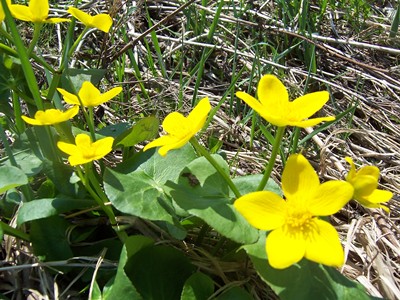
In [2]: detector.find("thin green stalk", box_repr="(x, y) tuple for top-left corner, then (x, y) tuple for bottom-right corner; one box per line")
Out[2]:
(81, 165), (128, 243)
(87, 107), (96, 141)
(0, 123), (17, 167)
(290, 127), (300, 154)
(0, 221), (30, 242)
(12, 92), (25, 134)
(67, 27), (89, 59)
(190, 137), (241, 199)
(1, 0), (43, 110)
(27, 23), (43, 54)
(257, 126), (286, 191)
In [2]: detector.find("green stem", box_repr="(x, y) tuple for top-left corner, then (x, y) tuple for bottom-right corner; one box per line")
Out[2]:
(257, 126), (286, 191)
(80, 165), (128, 242)
(67, 27), (89, 59)
(87, 107), (96, 141)
(0, 221), (30, 242)
(291, 127), (300, 154)
(0, 123), (17, 167)
(28, 23), (43, 54)
(190, 137), (241, 198)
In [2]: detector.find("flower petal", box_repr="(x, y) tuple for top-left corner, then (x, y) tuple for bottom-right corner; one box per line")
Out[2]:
(282, 154), (319, 203)
(98, 86), (122, 106)
(21, 115), (41, 125)
(304, 219), (344, 267)
(57, 88), (80, 105)
(352, 175), (378, 198)
(187, 97), (211, 133)
(91, 14), (113, 33)
(234, 191), (286, 231)
(365, 189), (393, 204)
(57, 141), (78, 156)
(289, 91), (330, 121)
(9, 4), (34, 22)
(266, 227), (306, 269)
(358, 165), (380, 180)
(67, 7), (91, 25)
(92, 137), (114, 159)
(30, 0), (48, 21)
(257, 75), (289, 109)
(68, 155), (91, 166)
(308, 181), (353, 216)
(289, 116), (335, 128)
(143, 135), (174, 152)
(158, 137), (189, 157)
(236, 91), (288, 126)
(162, 112), (190, 136)
(79, 81), (101, 106)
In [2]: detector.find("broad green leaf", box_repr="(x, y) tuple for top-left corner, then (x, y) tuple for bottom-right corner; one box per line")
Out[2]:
(104, 236), (152, 300)
(104, 145), (196, 224)
(125, 245), (195, 300)
(17, 197), (96, 226)
(167, 155), (258, 244)
(114, 116), (160, 147)
(60, 68), (107, 93)
(181, 272), (214, 300)
(0, 165), (28, 194)
(89, 281), (102, 300)
(98, 123), (132, 139)
(243, 232), (374, 300)
(217, 286), (253, 300)
(30, 216), (73, 261)
(232, 174), (282, 196)
(42, 160), (86, 198)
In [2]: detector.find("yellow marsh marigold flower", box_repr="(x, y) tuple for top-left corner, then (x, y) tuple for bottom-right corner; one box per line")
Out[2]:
(57, 133), (114, 166)
(57, 81), (122, 107)
(21, 106), (79, 126)
(236, 75), (335, 127)
(234, 154), (354, 269)
(67, 7), (112, 33)
(143, 97), (211, 157)
(9, 0), (70, 23)
(345, 157), (392, 212)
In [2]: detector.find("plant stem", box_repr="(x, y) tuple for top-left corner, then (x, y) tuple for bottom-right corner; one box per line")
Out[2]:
(0, 221), (30, 242)
(79, 165), (128, 242)
(257, 126), (286, 191)
(190, 137), (241, 198)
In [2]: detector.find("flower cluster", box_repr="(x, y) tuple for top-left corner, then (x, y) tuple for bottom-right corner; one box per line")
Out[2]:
(143, 74), (392, 269)
(5, 0), (112, 32)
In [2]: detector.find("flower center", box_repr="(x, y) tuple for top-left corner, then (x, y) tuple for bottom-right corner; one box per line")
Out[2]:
(286, 211), (313, 230)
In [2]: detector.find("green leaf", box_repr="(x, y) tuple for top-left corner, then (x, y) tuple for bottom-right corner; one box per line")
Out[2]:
(17, 197), (96, 226)
(217, 286), (253, 300)
(125, 245), (195, 300)
(30, 216), (73, 261)
(0, 165), (28, 194)
(181, 272), (214, 300)
(89, 281), (102, 300)
(103, 236), (152, 300)
(104, 145), (196, 224)
(243, 232), (374, 300)
(97, 123), (132, 139)
(232, 174), (282, 196)
(114, 116), (160, 147)
(167, 155), (258, 244)
(60, 68), (107, 93)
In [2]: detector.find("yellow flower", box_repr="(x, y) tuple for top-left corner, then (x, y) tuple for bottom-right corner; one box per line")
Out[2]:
(21, 106), (79, 125)
(234, 154), (354, 269)
(345, 157), (392, 212)
(67, 7), (112, 33)
(236, 75), (335, 127)
(57, 81), (122, 107)
(143, 97), (211, 157)
(57, 134), (114, 166)
(9, 0), (70, 23)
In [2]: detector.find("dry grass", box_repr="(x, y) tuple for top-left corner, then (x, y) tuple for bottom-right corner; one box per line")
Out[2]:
(1, 0), (399, 299)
